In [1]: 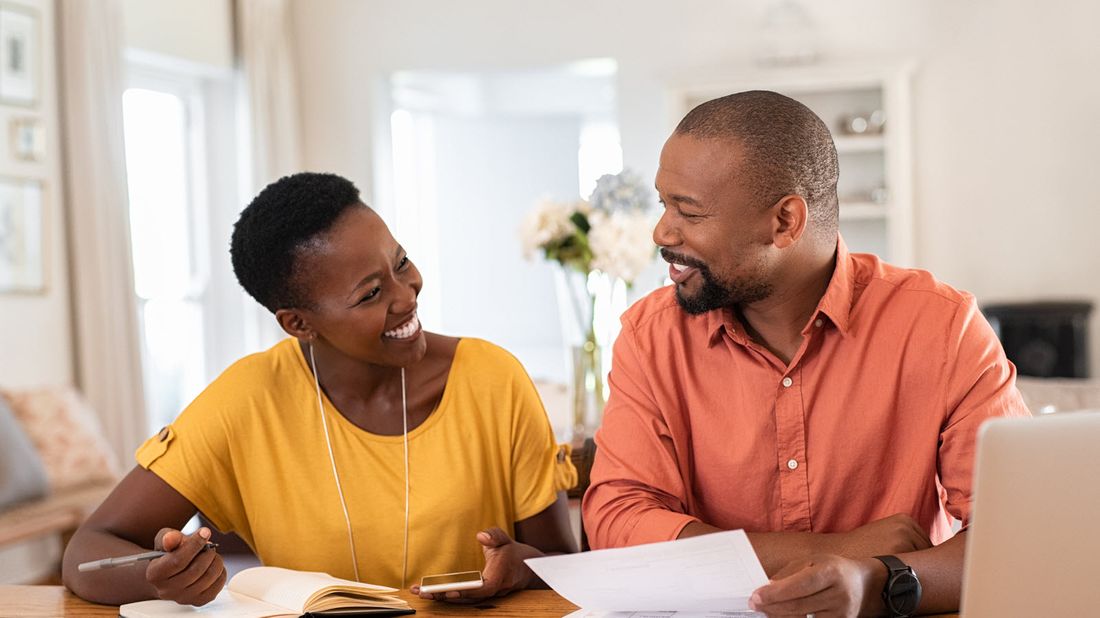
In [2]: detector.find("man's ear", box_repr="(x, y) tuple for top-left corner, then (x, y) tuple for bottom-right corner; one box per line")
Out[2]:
(771, 194), (808, 249)
(275, 308), (315, 340)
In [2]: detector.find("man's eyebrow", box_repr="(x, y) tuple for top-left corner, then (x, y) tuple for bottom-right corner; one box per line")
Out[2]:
(664, 192), (702, 207)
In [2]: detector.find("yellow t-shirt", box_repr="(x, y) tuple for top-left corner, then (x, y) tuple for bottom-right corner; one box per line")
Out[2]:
(135, 337), (576, 588)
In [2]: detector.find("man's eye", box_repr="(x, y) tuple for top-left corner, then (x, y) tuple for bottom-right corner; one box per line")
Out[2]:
(397, 256), (409, 269)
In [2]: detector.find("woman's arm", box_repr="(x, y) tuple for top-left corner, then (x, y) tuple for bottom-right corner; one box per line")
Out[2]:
(62, 466), (226, 606)
(514, 490), (578, 556)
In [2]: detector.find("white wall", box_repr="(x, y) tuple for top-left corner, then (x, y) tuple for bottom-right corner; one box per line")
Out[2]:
(0, 0), (73, 388)
(913, 2), (1100, 375)
(291, 0), (1100, 375)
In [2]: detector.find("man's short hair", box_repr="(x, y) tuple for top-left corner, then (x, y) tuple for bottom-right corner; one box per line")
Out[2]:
(675, 90), (839, 236)
(230, 172), (362, 312)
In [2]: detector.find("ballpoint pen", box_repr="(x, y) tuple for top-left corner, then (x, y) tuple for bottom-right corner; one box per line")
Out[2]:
(77, 542), (218, 572)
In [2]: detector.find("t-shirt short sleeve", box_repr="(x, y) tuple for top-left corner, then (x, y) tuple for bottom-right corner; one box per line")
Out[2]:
(134, 380), (246, 534)
(506, 355), (577, 521)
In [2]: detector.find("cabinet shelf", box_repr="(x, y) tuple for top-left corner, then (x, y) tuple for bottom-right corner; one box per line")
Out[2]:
(840, 202), (888, 221)
(834, 135), (885, 154)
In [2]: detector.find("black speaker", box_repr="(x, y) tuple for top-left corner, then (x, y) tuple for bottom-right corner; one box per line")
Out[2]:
(982, 301), (1092, 378)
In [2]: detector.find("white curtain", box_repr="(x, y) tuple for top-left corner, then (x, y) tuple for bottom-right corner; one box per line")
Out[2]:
(56, 0), (147, 463)
(235, 0), (305, 349)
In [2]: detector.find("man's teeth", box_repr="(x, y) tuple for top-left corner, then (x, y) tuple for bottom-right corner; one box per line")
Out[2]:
(673, 263), (688, 272)
(384, 315), (420, 339)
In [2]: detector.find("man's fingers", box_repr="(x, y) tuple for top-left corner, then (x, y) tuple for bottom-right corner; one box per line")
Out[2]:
(752, 562), (832, 607)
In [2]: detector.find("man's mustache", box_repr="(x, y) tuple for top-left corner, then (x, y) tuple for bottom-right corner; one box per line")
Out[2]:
(659, 248), (707, 271)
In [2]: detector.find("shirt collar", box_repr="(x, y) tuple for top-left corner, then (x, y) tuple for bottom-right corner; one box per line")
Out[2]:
(704, 234), (855, 345)
(812, 235), (855, 336)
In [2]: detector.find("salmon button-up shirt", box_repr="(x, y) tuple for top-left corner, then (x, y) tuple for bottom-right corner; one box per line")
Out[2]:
(583, 238), (1030, 549)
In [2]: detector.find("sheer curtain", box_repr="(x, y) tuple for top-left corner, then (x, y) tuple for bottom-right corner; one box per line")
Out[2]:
(235, 0), (305, 349)
(56, 0), (147, 463)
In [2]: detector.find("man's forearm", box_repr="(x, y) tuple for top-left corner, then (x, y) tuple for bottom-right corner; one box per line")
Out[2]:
(678, 521), (833, 576)
(894, 530), (965, 614)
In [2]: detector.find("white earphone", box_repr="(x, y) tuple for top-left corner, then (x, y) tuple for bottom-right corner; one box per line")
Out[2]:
(309, 342), (411, 586)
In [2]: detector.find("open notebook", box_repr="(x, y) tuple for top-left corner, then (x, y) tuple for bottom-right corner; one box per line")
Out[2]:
(119, 566), (414, 617)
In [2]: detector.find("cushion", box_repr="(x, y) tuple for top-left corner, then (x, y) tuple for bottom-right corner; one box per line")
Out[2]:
(0, 386), (119, 492)
(0, 395), (49, 509)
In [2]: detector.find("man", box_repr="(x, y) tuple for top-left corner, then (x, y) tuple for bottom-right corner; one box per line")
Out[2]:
(582, 91), (1029, 617)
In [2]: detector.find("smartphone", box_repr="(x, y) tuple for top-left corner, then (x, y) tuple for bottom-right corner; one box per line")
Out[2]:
(418, 570), (484, 594)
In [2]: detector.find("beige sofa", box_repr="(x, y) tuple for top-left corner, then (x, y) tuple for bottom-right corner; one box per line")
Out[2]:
(0, 386), (119, 583)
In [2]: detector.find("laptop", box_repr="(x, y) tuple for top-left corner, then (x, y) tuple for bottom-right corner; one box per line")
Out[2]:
(961, 410), (1100, 616)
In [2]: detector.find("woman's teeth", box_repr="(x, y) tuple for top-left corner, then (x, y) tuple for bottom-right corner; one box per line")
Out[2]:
(383, 315), (420, 340)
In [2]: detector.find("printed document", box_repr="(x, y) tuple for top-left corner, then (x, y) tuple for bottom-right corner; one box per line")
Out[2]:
(525, 529), (768, 613)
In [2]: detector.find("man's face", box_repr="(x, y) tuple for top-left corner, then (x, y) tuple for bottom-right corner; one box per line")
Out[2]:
(653, 133), (776, 314)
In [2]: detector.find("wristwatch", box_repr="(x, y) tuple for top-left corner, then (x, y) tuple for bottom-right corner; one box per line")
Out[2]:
(873, 555), (922, 617)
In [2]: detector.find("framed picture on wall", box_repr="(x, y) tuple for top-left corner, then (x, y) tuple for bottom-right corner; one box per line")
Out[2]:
(0, 178), (44, 293)
(0, 4), (38, 106)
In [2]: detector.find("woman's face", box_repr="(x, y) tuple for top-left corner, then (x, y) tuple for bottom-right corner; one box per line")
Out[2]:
(287, 205), (427, 367)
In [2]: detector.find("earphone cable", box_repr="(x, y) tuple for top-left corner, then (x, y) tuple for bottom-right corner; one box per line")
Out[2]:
(310, 343), (362, 582)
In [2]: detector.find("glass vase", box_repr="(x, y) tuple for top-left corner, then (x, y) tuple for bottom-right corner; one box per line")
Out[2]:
(570, 334), (606, 446)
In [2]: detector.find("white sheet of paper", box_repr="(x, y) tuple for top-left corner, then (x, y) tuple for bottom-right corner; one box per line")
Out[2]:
(525, 529), (768, 612)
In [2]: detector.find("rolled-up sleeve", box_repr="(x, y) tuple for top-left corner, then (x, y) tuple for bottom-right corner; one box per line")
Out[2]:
(582, 319), (699, 549)
(938, 296), (1032, 528)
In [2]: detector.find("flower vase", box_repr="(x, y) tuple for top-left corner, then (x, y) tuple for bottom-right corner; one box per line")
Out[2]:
(570, 335), (606, 447)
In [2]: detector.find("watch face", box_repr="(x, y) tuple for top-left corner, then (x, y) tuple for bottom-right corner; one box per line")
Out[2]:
(886, 572), (922, 615)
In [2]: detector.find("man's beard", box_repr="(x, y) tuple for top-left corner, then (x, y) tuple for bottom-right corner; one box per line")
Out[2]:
(661, 248), (772, 315)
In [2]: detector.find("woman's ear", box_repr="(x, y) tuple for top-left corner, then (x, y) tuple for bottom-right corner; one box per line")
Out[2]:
(771, 194), (808, 249)
(275, 308), (315, 340)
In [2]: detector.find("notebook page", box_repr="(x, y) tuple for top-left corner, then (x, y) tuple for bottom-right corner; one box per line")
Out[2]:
(228, 566), (396, 612)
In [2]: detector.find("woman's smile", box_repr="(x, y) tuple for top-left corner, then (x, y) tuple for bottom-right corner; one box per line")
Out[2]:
(383, 313), (422, 340)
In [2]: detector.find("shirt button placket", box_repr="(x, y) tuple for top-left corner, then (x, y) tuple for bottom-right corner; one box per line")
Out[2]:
(776, 371), (811, 531)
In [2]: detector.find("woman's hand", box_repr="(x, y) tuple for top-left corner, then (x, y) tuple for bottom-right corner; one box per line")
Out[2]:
(411, 527), (541, 603)
(145, 527), (227, 606)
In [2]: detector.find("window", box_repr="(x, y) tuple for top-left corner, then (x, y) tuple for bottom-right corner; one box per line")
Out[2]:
(121, 61), (241, 434)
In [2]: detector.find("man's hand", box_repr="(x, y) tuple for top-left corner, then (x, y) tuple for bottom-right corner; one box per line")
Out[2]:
(749, 554), (886, 617)
(145, 527), (226, 606)
(411, 527), (540, 603)
(824, 513), (932, 558)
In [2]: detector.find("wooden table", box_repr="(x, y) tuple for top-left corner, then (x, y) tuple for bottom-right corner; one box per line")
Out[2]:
(0, 585), (961, 617)
(0, 586), (579, 617)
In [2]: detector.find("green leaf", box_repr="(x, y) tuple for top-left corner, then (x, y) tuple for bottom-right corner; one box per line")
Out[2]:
(570, 211), (591, 234)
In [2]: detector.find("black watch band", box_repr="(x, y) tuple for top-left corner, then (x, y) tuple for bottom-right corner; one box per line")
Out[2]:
(874, 555), (922, 617)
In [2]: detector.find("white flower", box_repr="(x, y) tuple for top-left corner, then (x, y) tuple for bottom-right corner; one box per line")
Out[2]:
(518, 198), (582, 259)
(589, 170), (652, 212)
(588, 209), (656, 284)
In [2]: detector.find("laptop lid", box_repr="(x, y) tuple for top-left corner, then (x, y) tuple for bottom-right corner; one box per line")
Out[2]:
(961, 411), (1100, 616)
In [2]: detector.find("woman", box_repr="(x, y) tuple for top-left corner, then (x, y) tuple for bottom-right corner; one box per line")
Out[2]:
(62, 172), (577, 606)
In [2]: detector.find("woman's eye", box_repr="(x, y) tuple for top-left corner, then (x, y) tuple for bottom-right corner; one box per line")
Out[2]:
(360, 287), (381, 303)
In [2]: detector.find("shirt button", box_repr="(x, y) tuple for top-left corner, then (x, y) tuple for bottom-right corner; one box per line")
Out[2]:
(814, 318), (823, 328)
(787, 459), (799, 470)
(782, 377), (793, 388)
